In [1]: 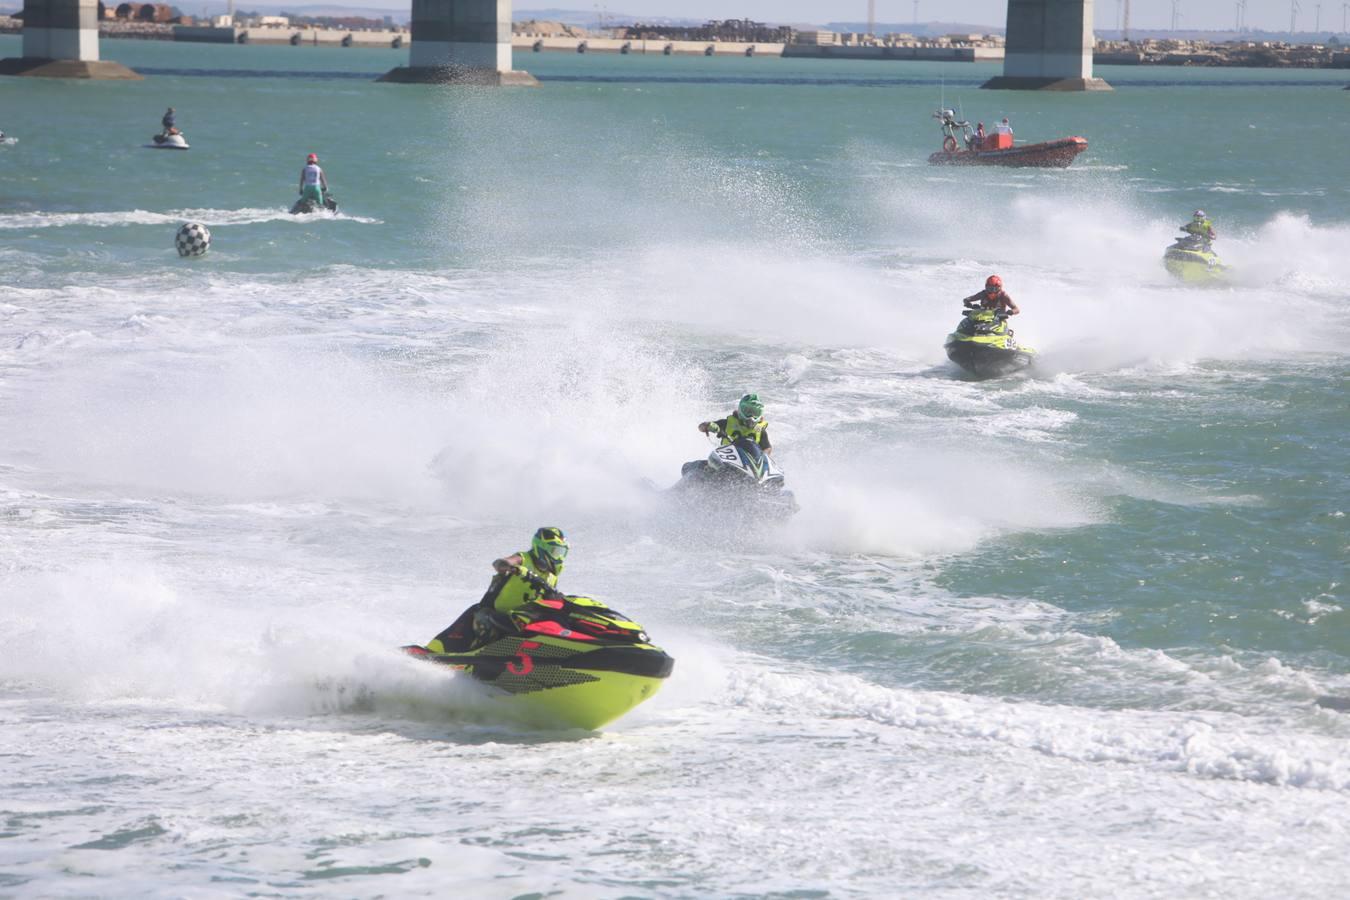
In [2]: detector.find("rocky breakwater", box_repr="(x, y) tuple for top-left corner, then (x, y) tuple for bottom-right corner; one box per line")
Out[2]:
(1097, 38), (1350, 69)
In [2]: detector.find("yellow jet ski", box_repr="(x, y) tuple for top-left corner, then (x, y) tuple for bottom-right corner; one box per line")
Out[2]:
(403, 592), (673, 731)
(1163, 235), (1226, 283)
(944, 307), (1037, 379)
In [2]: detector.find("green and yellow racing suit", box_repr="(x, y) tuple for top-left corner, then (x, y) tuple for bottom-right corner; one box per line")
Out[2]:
(423, 550), (560, 654)
(484, 549), (559, 615)
(711, 414), (771, 453)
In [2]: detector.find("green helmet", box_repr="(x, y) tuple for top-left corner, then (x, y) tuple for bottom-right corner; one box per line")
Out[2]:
(737, 393), (764, 421)
(530, 526), (568, 573)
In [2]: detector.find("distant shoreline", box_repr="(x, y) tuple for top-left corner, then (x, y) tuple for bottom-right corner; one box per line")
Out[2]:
(3, 20), (1350, 71)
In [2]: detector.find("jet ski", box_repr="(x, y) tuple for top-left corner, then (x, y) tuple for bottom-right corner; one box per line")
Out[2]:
(1163, 234), (1226, 283)
(146, 131), (189, 150)
(944, 308), (1036, 379)
(670, 436), (798, 517)
(290, 193), (339, 215)
(403, 593), (673, 731)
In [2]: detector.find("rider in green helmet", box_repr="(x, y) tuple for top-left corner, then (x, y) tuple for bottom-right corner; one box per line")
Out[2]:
(699, 393), (772, 455)
(424, 527), (570, 653)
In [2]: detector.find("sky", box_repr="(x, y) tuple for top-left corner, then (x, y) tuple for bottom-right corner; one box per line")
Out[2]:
(530, 2), (1348, 33)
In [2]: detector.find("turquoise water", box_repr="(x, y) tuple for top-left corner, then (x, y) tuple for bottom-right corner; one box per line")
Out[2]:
(1, 36), (1348, 898)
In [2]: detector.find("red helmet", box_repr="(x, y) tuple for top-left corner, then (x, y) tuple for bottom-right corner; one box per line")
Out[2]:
(985, 275), (1003, 291)
(306, 153), (318, 163)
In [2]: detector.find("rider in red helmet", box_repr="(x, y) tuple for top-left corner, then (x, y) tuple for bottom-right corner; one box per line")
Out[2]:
(298, 152), (329, 210)
(964, 275), (1020, 315)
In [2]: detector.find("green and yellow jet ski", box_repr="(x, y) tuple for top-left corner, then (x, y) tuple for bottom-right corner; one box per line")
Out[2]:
(403, 594), (674, 731)
(1163, 235), (1226, 283)
(944, 307), (1036, 379)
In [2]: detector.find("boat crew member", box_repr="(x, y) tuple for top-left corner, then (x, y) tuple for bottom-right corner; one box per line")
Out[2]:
(996, 117), (1013, 138)
(298, 153), (329, 207)
(424, 527), (570, 653)
(160, 107), (178, 136)
(973, 122), (986, 149)
(699, 393), (772, 455)
(964, 275), (1020, 315)
(1182, 210), (1216, 244)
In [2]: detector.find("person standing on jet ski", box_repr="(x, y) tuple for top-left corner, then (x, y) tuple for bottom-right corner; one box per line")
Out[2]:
(963, 275), (1020, 316)
(423, 527), (570, 653)
(298, 153), (329, 208)
(160, 107), (178, 137)
(1181, 210), (1217, 247)
(698, 393), (773, 455)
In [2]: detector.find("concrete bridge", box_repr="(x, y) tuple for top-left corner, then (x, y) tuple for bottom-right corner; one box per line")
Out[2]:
(984, 0), (1110, 90)
(0, 0), (140, 77)
(1, 0), (1105, 90)
(0, 0), (537, 82)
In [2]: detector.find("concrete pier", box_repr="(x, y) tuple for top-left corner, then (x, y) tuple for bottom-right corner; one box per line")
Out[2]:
(982, 0), (1110, 91)
(380, 0), (536, 85)
(0, 0), (140, 78)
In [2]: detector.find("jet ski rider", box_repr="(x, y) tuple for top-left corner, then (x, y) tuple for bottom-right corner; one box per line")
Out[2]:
(699, 393), (772, 455)
(1181, 209), (1216, 247)
(160, 107), (178, 137)
(964, 275), (1020, 316)
(299, 153), (329, 208)
(423, 527), (570, 653)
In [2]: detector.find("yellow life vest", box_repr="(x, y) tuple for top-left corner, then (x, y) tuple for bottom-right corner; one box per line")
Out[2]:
(720, 413), (767, 446)
(490, 550), (559, 614)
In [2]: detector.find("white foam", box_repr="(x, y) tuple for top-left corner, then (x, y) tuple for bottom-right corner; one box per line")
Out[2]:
(0, 207), (382, 229)
(727, 665), (1350, 792)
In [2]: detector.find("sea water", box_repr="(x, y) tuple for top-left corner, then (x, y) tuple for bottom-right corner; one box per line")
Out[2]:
(1, 36), (1348, 897)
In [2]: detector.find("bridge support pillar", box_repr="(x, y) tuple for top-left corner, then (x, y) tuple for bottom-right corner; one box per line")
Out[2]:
(0, 0), (140, 78)
(380, 0), (537, 85)
(982, 0), (1110, 91)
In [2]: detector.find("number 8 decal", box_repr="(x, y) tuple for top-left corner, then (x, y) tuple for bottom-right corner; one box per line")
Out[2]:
(507, 640), (541, 675)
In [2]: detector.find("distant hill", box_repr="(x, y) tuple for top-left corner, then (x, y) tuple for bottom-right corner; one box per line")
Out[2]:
(69, 2), (416, 22)
(826, 21), (1003, 37)
(518, 8), (702, 28)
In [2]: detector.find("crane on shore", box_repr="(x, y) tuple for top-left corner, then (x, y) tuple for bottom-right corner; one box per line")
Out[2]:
(867, 0), (876, 35)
